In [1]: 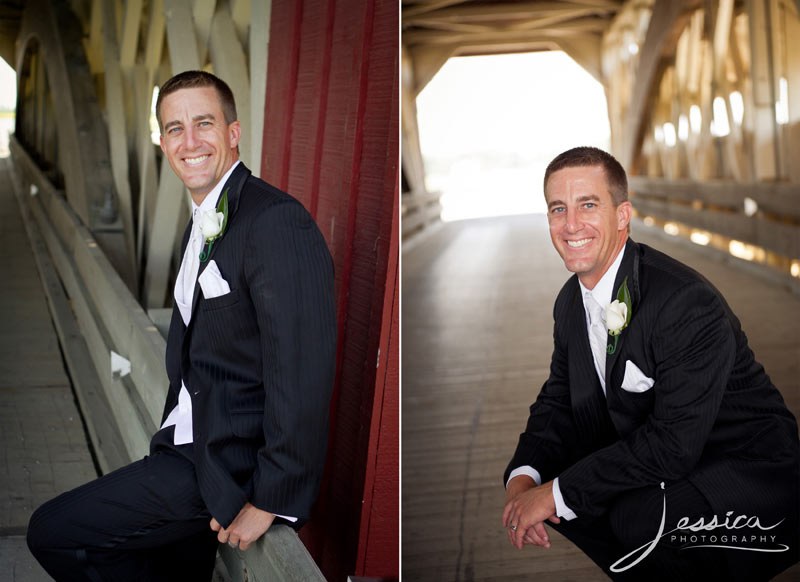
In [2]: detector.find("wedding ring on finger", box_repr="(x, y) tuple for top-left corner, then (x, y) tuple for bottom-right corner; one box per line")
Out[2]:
(228, 541), (238, 548)
(510, 524), (518, 532)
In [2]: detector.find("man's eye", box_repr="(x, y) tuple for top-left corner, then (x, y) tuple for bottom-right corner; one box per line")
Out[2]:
(551, 207), (565, 213)
(199, 121), (211, 127)
(584, 203), (596, 209)
(168, 127), (181, 134)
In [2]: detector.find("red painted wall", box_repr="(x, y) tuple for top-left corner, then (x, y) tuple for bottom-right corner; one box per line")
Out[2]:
(261, 0), (399, 580)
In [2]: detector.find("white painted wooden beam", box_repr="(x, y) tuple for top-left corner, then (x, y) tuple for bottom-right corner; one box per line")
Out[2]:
(193, 0), (216, 65)
(102, 0), (138, 282)
(557, 35), (603, 82)
(120, 0), (143, 69)
(408, 43), (459, 97)
(230, 0), (250, 46)
(401, 45), (427, 195)
(506, 7), (603, 32)
(403, 19), (607, 45)
(404, 19), (495, 34)
(143, 163), (185, 308)
(133, 65), (159, 268)
(403, 0), (467, 20)
(712, 0), (734, 81)
(621, 0), (685, 170)
(164, 0), (201, 72)
(87, 0), (104, 73)
(747, 0), (779, 180)
(785, 1), (800, 183)
(404, 1), (611, 23)
(209, 3), (251, 166)
(249, 0), (271, 177)
(144, 0), (166, 86)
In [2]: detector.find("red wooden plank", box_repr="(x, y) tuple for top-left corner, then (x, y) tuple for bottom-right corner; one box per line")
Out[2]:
(357, 158), (400, 577)
(285, 0), (327, 210)
(261, 0), (303, 193)
(261, 0), (398, 579)
(304, 1), (374, 578)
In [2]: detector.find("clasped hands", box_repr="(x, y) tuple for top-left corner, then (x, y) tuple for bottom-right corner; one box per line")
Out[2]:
(502, 476), (560, 550)
(210, 502), (275, 551)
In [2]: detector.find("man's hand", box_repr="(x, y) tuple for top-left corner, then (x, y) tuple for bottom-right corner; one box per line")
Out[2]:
(503, 477), (560, 550)
(210, 502), (276, 551)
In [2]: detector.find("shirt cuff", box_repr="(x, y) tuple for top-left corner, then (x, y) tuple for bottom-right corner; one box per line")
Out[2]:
(552, 477), (577, 521)
(274, 513), (297, 523)
(506, 466), (542, 488)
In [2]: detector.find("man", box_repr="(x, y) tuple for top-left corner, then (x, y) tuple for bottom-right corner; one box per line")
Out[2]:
(27, 71), (336, 581)
(503, 147), (799, 581)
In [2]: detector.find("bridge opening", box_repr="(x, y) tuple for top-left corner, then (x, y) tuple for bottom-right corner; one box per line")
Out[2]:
(0, 56), (16, 157)
(416, 51), (609, 222)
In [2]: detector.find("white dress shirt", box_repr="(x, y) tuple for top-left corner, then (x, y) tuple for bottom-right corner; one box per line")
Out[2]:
(508, 244), (627, 521)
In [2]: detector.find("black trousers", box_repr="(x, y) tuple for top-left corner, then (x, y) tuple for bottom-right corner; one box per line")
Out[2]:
(549, 479), (798, 582)
(26, 441), (219, 582)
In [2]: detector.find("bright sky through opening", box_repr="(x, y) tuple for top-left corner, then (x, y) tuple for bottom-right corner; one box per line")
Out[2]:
(416, 51), (610, 222)
(0, 57), (16, 158)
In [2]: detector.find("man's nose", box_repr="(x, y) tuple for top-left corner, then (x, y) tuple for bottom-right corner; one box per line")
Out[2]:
(184, 126), (200, 149)
(565, 207), (581, 232)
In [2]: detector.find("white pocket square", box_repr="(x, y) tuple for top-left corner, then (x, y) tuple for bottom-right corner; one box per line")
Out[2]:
(621, 360), (655, 393)
(198, 260), (231, 299)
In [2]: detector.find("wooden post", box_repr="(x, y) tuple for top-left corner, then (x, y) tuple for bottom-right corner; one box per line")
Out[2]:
(748, 0), (780, 180)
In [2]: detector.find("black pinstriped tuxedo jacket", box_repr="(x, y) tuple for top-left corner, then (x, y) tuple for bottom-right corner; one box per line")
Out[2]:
(156, 163), (337, 529)
(505, 238), (799, 525)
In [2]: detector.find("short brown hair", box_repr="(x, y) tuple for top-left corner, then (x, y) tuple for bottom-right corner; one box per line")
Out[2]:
(543, 146), (628, 206)
(155, 70), (237, 132)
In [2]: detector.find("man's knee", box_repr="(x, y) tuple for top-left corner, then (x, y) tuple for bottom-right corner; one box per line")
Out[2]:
(607, 486), (666, 550)
(27, 498), (64, 555)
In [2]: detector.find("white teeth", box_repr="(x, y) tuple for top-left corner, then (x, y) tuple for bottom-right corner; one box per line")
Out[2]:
(184, 155), (209, 166)
(567, 238), (591, 248)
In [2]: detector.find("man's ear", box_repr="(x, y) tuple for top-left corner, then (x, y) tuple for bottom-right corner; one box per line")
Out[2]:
(228, 121), (242, 149)
(159, 134), (166, 155)
(617, 200), (632, 231)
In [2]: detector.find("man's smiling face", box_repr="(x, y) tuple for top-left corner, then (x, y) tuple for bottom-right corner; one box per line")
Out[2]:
(545, 165), (631, 289)
(159, 86), (241, 203)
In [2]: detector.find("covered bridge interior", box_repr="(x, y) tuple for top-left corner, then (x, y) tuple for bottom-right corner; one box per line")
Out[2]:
(401, 1), (800, 580)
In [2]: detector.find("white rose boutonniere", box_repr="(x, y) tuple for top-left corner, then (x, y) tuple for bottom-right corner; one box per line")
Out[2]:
(201, 210), (224, 240)
(606, 276), (632, 355)
(199, 187), (230, 262)
(606, 300), (627, 335)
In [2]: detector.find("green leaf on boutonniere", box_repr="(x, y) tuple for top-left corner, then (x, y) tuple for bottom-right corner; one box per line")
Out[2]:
(617, 275), (632, 328)
(607, 276), (633, 355)
(218, 187), (229, 238)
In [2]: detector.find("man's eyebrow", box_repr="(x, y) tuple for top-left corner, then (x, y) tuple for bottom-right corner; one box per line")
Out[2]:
(192, 113), (216, 123)
(547, 194), (601, 209)
(163, 113), (216, 131)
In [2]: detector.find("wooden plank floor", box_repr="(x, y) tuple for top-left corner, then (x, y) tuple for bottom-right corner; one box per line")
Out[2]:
(0, 159), (98, 580)
(401, 214), (800, 582)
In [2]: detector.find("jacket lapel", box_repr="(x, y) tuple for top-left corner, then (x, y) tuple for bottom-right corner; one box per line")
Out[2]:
(186, 163), (252, 332)
(604, 238), (641, 387)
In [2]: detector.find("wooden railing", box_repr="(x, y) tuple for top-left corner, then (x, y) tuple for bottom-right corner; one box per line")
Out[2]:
(402, 188), (441, 239)
(629, 176), (800, 263)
